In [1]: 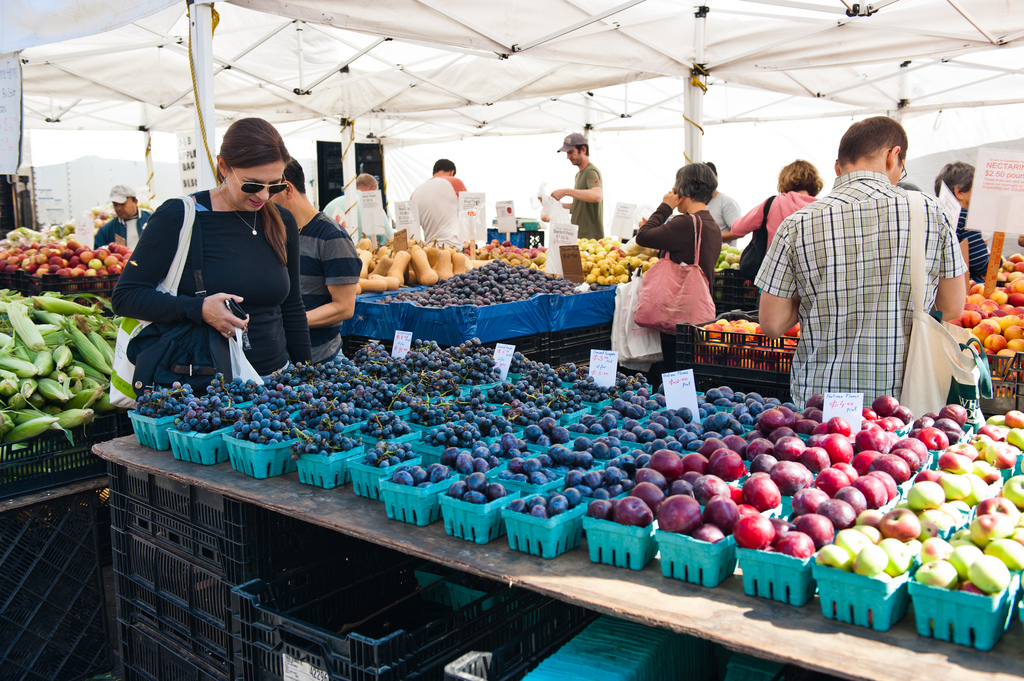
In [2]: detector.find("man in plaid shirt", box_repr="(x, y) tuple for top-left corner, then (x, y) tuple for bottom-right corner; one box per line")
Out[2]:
(756, 116), (967, 406)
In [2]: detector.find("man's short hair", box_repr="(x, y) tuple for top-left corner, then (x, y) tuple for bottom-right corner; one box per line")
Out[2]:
(574, 144), (590, 157)
(432, 159), (456, 175)
(675, 163), (718, 205)
(355, 173), (378, 191)
(778, 159), (823, 197)
(282, 159), (306, 195)
(838, 116), (908, 168)
(934, 161), (975, 197)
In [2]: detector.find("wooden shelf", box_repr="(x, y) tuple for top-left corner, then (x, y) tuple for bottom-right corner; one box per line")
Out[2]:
(94, 436), (1024, 681)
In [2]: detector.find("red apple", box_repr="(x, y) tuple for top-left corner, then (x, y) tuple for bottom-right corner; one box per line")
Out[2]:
(733, 515), (776, 550)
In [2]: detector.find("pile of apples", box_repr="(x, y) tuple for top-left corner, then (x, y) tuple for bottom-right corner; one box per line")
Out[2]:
(579, 238), (654, 286)
(0, 239), (132, 278)
(715, 244), (741, 272)
(701, 318), (800, 339)
(474, 240), (547, 269)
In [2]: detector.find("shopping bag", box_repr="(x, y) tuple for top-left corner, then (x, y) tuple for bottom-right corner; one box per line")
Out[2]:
(613, 273), (662, 362)
(230, 327), (263, 383)
(900, 191), (991, 424)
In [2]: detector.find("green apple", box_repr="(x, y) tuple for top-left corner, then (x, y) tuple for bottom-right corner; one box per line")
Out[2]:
(963, 473), (990, 508)
(915, 560), (959, 589)
(973, 460), (1002, 485)
(986, 415), (1007, 427)
(815, 544), (854, 571)
(878, 537), (913, 576)
(893, 500), (912, 511)
(1003, 475), (1024, 510)
(939, 474), (972, 502)
(948, 528), (975, 547)
(971, 513), (1015, 547)
(949, 544), (984, 581)
(968, 555), (1012, 594)
(835, 528), (874, 557)
(870, 572), (893, 583)
(938, 503), (967, 525)
(919, 508), (957, 533)
(909, 481), (946, 511)
(853, 544), (890, 577)
(920, 536), (955, 563)
(1006, 427), (1024, 451)
(984, 538), (1024, 571)
(906, 538), (923, 556)
(947, 499), (972, 516)
(853, 524), (882, 544)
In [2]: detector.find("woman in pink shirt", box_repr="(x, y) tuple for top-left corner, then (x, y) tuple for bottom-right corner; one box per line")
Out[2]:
(729, 160), (823, 246)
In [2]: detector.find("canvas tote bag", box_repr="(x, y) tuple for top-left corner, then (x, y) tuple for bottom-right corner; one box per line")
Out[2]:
(900, 191), (992, 426)
(634, 215), (717, 335)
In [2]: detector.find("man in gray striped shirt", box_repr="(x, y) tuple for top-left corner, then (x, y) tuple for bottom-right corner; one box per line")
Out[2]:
(756, 116), (967, 406)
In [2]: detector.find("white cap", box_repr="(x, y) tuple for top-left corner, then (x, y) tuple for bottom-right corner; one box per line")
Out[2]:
(109, 185), (136, 203)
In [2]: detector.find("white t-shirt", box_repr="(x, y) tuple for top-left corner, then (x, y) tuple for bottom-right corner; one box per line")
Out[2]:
(410, 177), (461, 246)
(707, 192), (741, 232)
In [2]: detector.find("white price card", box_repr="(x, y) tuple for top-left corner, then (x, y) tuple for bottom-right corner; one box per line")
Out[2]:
(459, 192), (487, 241)
(611, 202), (637, 239)
(546, 222), (578, 276)
(394, 200), (418, 231)
(359, 189), (387, 236)
(493, 343), (515, 380)
(283, 653), (328, 681)
(589, 350), (618, 388)
(662, 370), (700, 419)
(823, 392), (864, 433)
(392, 330), (413, 359)
(495, 200), (515, 234)
(937, 182), (962, 232)
(967, 148), (1024, 236)
(74, 216), (94, 250)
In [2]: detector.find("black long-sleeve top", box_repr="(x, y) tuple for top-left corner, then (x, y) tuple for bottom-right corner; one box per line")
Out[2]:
(112, 191), (312, 375)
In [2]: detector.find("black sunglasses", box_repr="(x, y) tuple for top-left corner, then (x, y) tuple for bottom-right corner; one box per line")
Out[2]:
(239, 180), (287, 195)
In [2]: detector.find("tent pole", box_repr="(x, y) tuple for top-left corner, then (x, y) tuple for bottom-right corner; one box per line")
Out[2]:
(189, 0), (217, 190)
(895, 60), (910, 121)
(342, 121), (358, 222)
(143, 129), (155, 202)
(685, 6), (709, 164)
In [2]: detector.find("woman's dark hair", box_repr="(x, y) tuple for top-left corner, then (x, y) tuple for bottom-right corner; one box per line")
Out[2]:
(934, 161), (975, 197)
(674, 163), (718, 204)
(218, 118), (291, 265)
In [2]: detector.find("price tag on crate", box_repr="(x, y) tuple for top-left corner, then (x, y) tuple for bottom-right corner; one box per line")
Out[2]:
(493, 343), (515, 380)
(589, 349), (618, 388)
(283, 653), (327, 681)
(662, 369), (699, 418)
(392, 330), (413, 359)
(823, 392), (863, 433)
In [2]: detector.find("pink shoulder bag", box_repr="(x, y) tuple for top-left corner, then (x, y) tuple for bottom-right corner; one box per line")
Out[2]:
(634, 215), (716, 335)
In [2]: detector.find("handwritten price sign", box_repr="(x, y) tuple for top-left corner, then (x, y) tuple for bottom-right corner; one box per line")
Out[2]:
(589, 350), (618, 388)
(662, 370), (699, 419)
(493, 343), (515, 380)
(392, 331), (413, 359)
(823, 392), (864, 433)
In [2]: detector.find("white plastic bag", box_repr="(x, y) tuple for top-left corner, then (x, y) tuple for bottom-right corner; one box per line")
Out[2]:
(230, 327), (263, 383)
(614, 273), (662, 364)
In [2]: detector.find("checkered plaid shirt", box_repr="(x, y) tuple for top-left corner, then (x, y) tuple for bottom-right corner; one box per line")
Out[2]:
(756, 171), (967, 406)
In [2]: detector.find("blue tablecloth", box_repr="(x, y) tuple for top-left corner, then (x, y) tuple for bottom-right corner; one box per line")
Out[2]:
(547, 286), (616, 331)
(392, 293), (549, 345)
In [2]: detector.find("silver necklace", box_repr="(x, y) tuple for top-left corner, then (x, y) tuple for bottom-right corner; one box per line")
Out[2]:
(235, 211), (258, 236)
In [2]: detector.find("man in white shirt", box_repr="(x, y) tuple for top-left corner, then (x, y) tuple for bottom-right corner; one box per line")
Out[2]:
(705, 162), (742, 242)
(410, 172), (462, 246)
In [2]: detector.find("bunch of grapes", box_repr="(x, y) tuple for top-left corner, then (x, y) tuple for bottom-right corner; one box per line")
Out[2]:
(231, 403), (296, 444)
(135, 382), (192, 418)
(173, 393), (247, 433)
(384, 261), (580, 307)
(289, 428), (360, 459)
(294, 399), (370, 431)
(363, 440), (417, 468)
(390, 463), (452, 487)
(359, 411), (413, 440)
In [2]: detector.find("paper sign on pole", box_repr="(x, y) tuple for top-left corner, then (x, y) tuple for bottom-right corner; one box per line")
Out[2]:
(493, 343), (515, 380)
(967, 148), (1024, 236)
(823, 393), (864, 433)
(459, 192), (486, 243)
(495, 200), (515, 236)
(74, 216), (94, 250)
(392, 330), (413, 359)
(394, 200), (418, 232)
(589, 350), (618, 388)
(177, 132), (198, 194)
(0, 53), (22, 174)
(662, 369), (700, 419)
(937, 182), (962, 230)
(359, 190), (387, 236)
(546, 223), (578, 276)
(611, 203), (637, 239)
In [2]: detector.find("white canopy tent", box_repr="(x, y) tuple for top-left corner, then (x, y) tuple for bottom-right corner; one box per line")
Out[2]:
(6, 0), (1024, 225)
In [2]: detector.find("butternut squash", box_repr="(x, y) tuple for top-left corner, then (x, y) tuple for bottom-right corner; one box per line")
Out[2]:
(355, 280), (362, 295)
(452, 252), (468, 275)
(371, 256), (392, 277)
(410, 246), (439, 286)
(425, 244), (440, 269)
(360, 275), (389, 292)
(435, 250), (454, 280)
(384, 276), (400, 291)
(356, 237), (373, 251)
(377, 246), (392, 261)
(406, 262), (418, 286)
(357, 250), (373, 278)
(387, 250), (412, 286)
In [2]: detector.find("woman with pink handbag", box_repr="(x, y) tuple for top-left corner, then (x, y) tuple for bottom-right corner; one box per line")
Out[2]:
(634, 163), (722, 373)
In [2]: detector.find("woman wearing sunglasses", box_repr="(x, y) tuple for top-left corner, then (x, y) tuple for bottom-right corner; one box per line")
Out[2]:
(113, 118), (312, 384)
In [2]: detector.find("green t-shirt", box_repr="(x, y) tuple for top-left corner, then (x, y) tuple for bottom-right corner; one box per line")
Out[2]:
(571, 163), (604, 240)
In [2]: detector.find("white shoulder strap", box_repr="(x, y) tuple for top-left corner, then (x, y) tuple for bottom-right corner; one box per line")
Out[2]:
(155, 196), (196, 297)
(907, 191), (927, 314)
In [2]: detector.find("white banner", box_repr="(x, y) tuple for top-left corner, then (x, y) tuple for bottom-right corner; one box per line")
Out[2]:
(177, 132), (199, 194)
(0, 52), (22, 174)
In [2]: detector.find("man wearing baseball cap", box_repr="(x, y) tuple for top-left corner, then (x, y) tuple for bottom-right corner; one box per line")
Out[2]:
(551, 133), (604, 239)
(95, 185), (151, 250)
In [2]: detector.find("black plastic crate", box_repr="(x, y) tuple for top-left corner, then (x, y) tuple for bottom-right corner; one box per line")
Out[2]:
(0, 489), (110, 681)
(9, 268), (121, 298)
(444, 598), (596, 681)
(343, 334), (385, 357)
(120, 618), (226, 681)
(0, 410), (132, 500)
(232, 557), (546, 681)
(711, 269), (759, 313)
(479, 334), (547, 363)
(96, 486), (112, 567)
(543, 324), (612, 367)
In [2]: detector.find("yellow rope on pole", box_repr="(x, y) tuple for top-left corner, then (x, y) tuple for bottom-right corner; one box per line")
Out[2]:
(187, 4), (219, 182)
(144, 135), (155, 201)
(682, 115), (704, 136)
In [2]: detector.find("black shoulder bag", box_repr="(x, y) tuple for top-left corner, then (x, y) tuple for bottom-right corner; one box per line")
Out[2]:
(738, 195), (776, 283)
(127, 213), (231, 392)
